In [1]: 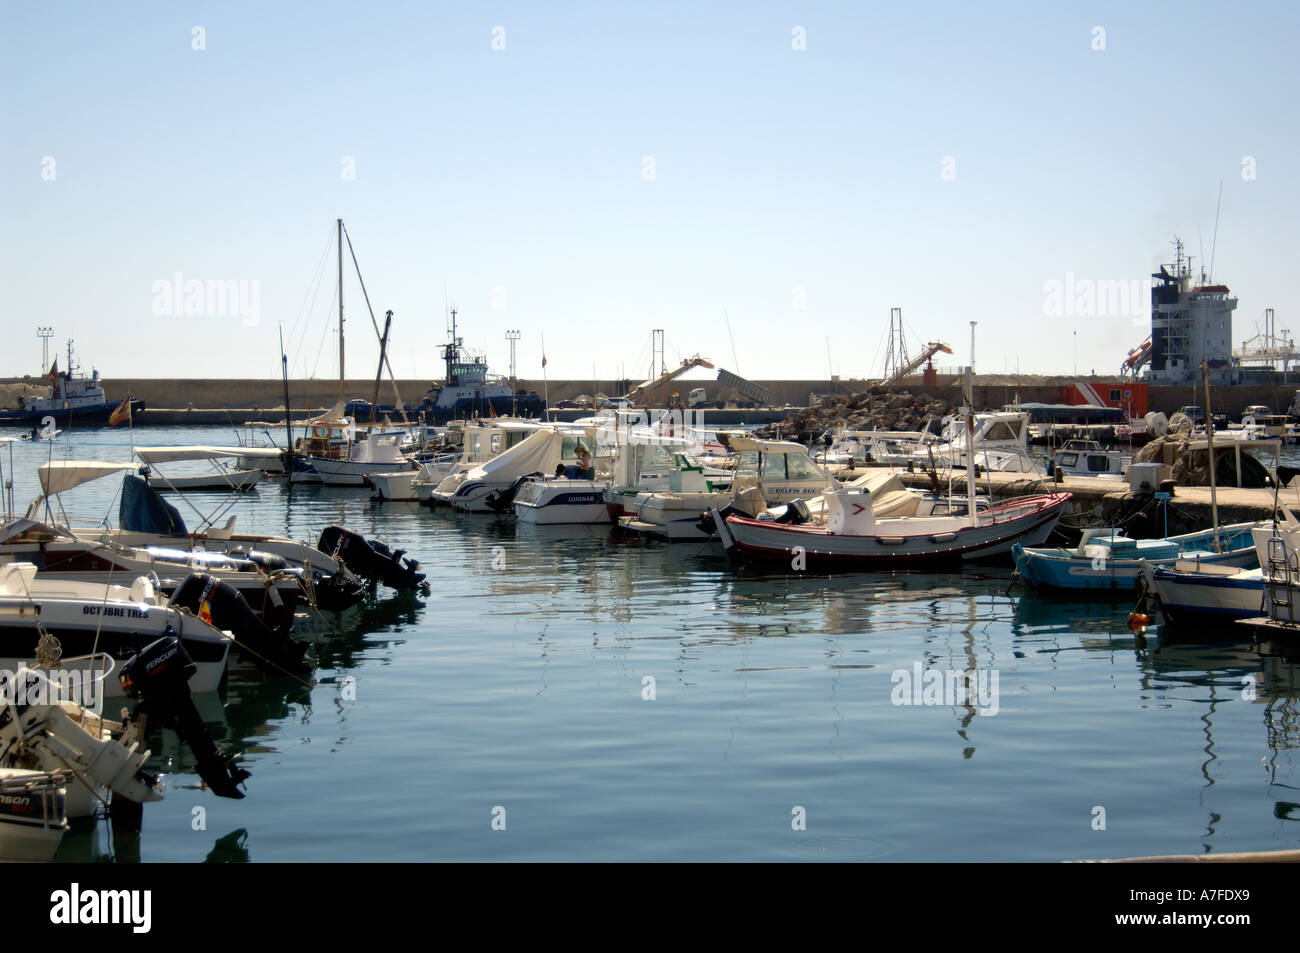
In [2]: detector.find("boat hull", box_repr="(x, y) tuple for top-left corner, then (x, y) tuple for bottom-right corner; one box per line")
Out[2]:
(1146, 565), (1265, 629)
(1012, 527), (1260, 591)
(0, 399), (145, 427)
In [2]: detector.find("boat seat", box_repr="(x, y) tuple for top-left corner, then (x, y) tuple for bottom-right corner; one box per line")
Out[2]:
(0, 562), (38, 596)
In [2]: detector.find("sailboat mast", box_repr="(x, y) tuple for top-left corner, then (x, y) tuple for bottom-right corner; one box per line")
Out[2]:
(337, 217), (345, 402)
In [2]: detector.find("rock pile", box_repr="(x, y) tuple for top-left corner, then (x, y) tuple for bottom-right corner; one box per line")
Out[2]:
(757, 389), (954, 442)
(0, 382), (49, 411)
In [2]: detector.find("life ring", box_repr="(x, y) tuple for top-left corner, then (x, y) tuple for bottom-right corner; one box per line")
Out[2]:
(312, 425), (330, 438)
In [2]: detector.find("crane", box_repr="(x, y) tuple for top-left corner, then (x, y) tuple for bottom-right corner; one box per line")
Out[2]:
(883, 341), (952, 384)
(622, 355), (715, 406)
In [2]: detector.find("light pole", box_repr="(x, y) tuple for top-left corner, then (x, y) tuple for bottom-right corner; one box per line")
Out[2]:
(36, 327), (53, 372)
(1073, 330), (1077, 377)
(505, 330), (520, 389)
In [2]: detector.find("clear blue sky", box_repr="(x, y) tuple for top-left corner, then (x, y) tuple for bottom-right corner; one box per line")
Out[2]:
(3, 1), (1295, 384)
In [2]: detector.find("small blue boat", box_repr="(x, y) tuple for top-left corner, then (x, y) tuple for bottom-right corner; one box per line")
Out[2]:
(1012, 522), (1261, 591)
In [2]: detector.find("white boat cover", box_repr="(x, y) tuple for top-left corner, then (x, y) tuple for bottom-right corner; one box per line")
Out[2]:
(38, 461), (137, 495)
(464, 429), (563, 481)
(136, 445), (284, 464)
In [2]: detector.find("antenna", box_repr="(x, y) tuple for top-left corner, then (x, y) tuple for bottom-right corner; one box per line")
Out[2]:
(1209, 181), (1223, 283)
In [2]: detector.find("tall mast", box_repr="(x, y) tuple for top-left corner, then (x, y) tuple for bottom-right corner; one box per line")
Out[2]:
(337, 217), (345, 402)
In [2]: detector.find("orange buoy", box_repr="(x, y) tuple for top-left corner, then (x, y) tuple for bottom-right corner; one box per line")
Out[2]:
(1128, 611), (1153, 635)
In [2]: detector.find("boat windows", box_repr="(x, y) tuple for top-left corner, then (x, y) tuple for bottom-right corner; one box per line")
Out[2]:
(760, 453), (786, 482)
(1087, 455), (1111, 472)
(984, 421), (1019, 441)
(1058, 453), (1078, 467)
(784, 453), (824, 480)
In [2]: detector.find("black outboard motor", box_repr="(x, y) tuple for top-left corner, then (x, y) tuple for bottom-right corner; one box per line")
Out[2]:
(484, 472), (543, 513)
(169, 573), (311, 677)
(318, 526), (426, 592)
(312, 570), (368, 612)
(773, 499), (812, 525)
(120, 633), (250, 799)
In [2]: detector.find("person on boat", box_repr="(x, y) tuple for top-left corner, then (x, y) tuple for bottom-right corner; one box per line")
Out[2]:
(573, 445), (594, 480)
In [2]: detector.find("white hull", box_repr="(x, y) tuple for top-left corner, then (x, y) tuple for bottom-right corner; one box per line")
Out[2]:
(368, 471), (418, 501)
(513, 480), (609, 524)
(148, 468), (263, 492)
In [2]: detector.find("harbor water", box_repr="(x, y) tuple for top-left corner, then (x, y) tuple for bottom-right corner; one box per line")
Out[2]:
(15, 426), (1300, 862)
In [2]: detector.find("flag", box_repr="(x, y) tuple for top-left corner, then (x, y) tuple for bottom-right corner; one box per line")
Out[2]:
(198, 599), (213, 625)
(47, 361), (59, 399)
(109, 396), (132, 427)
(542, 354), (547, 369)
(488, 402), (497, 418)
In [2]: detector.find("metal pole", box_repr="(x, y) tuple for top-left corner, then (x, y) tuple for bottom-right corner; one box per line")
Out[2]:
(337, 218), (345, 402)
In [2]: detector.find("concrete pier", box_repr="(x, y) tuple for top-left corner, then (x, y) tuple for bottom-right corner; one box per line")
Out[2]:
(890, 468), (1289, 526)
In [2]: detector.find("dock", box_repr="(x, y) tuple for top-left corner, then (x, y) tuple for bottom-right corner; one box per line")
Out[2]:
(883, 467), (1291, 525)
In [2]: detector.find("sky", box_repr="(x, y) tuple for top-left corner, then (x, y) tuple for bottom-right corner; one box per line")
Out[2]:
(3, 1), (1297, 385)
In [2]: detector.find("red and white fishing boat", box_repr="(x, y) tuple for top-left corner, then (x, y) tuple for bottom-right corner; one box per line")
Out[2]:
(720, 371), (1071, 566)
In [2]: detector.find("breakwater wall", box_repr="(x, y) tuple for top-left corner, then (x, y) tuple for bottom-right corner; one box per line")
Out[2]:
(2, 376), (1296, 419)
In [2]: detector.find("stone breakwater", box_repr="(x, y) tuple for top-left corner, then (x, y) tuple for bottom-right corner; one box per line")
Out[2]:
(757, 389), (955, 442)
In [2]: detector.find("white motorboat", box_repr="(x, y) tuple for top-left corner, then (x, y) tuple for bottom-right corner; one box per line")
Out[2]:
(620, 437), (832, 541)
(299, 431), (414, 487)
(721, 484), (1071, 566)
(427, 420), (553, 506)
(1049, 440), (1127, 479)
(513, 477), (610, 524)
(148, 467), (263, 492)
(434, 425), (575, 512)
(0, 562), (232, 696)
(911, 411), (1045, 475)
(0, 769), (71, 861)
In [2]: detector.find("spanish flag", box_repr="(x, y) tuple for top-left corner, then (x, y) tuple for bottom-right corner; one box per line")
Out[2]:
(108, 396), (132, 427)
(47, 361), (60, 399)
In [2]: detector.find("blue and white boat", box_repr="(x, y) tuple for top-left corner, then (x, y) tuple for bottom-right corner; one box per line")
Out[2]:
(1012, 521), (1261, 591)
(0, 340), (143, 427)
(1142, 562), (1264, 628)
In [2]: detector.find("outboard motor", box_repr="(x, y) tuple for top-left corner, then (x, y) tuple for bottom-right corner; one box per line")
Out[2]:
(311, 570), (368, 612)
(120, 634), (250, 799)
(484, 473), (543, 513)
(169, 573), (312, 677)
(773, 498), (812, 525)
(317, 526), (426, 592)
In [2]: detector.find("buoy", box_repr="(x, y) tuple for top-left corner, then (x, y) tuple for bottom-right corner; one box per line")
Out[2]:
(1128, 611), (1153, 635)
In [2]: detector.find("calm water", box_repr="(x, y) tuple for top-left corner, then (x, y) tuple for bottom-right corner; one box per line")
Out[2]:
(12, 426), (1300, 862)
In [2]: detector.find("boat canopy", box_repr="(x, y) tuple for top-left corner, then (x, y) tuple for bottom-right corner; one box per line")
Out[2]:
(135, 445), (284, 464)
(727, 437), (812, 454)
(465, 429), (563, 481)
(38, 461), (138, 495)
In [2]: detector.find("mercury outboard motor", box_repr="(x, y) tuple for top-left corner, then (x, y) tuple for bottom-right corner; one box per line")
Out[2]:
(317, 526), (426, 592)
(169, 573), (311, 677)
(120, 634), (250, 799)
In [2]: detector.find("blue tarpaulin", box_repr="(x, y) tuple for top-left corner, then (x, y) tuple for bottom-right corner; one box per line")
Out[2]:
(119, 474), (187, 536)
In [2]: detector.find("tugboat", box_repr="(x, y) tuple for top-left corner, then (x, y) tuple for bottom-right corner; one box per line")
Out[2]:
(421, 309), (545, 422)
(0, 339), (145, 427)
